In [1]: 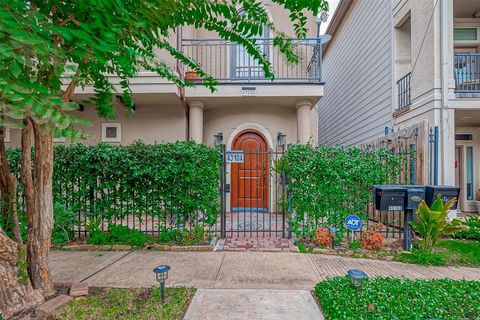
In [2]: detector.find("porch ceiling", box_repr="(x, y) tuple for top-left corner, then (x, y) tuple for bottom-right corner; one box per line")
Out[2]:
(456, 109), (480, 126)
(454, 0), (480, 18)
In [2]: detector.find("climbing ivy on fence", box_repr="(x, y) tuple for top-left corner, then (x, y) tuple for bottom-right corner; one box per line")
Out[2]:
(277, 144), (403, 237)
(6, 141), (221, 233)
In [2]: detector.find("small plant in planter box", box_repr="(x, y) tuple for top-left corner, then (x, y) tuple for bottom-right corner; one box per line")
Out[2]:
(361, 223), (385, 250)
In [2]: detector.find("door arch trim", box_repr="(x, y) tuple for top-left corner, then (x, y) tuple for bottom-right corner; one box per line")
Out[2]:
(226, 122), (273, 151)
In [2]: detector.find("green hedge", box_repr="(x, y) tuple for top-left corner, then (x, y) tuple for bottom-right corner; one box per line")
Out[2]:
(278, 145), (402, 237)
(6, 141), (221, 231)
(315, 277), (480, 320)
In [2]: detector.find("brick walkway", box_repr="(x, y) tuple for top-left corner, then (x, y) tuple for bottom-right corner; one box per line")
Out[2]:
(217, 238), (297, 252)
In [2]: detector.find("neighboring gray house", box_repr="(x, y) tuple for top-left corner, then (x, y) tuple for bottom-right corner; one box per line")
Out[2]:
(318, 0), (393, 146)
(319, 0), (480, 213)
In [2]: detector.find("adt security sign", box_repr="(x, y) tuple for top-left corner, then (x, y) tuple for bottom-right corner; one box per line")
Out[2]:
(345, 215), (362, 231)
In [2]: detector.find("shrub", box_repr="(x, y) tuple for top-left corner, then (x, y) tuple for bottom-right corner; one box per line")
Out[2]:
(278, 144), (402, 237)
(410, 196), (465, 252)
(313, 227), (332, 247)
(87, 224), (147, 247)
(361, 230), (385, 250)
(454, 216), (480, 241)
(315, 277), (480, 320)
(6, 141), (220, 235)
(51, 203), (76, 244)
(348, 240), (361, 250)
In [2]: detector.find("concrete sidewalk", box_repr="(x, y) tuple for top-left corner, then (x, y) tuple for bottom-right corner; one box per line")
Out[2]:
(49, 250), (480, 289)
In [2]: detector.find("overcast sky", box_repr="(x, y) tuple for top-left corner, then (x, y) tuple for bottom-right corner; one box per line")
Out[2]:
(320, 0), (340, 35)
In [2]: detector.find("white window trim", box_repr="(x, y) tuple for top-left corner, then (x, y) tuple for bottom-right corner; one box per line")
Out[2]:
(101, 123), (122, 143)
(454, 24), (480, 45)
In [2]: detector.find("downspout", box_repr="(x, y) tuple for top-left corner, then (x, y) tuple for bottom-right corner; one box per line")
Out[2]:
(440, 0), (450, 184)
(176, 26), (190, 140)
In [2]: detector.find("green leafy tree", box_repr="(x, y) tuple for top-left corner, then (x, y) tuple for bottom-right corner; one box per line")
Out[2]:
(409, 196), (465, 252)
(0, 0), (328, 316)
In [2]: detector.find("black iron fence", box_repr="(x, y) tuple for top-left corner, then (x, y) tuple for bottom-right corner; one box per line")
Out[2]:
(180, 38), (323, 84)
(396, 72), (411, 111)
(454, 53), (480, 93)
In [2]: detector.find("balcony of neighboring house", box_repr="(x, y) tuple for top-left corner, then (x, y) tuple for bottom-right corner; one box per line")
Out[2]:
(179, 37), (325, 108)
(395, 72), (412, 114)
(453, 0), (480, 99)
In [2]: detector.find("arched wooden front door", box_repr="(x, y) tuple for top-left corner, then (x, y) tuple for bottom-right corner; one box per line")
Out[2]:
(231, 130), (269, 212)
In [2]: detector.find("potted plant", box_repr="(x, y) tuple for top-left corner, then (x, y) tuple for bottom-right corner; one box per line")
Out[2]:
(475, 190), (480, 214)
(185, 70), (199, 81)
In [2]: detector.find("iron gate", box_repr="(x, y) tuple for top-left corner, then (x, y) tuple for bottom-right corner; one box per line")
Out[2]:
(220, 146), (288, 238)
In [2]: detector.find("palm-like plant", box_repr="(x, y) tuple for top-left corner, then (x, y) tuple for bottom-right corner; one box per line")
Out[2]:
(409, 195), (465, 252)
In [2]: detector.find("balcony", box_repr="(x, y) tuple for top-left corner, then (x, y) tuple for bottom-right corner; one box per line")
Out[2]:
(180, 38), (323, 85)
(454, 53), (480, 95)
(396, 72), (411, 112)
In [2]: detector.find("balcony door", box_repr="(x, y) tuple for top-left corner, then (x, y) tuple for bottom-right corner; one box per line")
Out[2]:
(231, 24), (270, 80)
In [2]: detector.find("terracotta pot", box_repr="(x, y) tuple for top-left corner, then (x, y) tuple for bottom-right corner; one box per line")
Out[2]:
(185, 71), (199, 81)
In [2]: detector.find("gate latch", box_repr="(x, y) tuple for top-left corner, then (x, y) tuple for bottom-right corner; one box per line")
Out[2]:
(225, 184), (230, 193)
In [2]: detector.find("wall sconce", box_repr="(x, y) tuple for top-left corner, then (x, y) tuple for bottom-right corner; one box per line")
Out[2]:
(214, 133), (223, 147)
(277, 132), (286, 148)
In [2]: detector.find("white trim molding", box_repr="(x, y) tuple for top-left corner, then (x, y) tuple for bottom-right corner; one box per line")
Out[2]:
(101, 123), (122, 143)
(226, 122), (274, 151)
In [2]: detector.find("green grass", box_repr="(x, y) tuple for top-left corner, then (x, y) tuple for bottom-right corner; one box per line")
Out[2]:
(315, 277), (480, 320)
(395, 239), (480, 266)
(57, 287), (195, 320)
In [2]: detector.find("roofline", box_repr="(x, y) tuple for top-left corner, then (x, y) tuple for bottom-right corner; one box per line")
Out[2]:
(323, 0), (354, 57)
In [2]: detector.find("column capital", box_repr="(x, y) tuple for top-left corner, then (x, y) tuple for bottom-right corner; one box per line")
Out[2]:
(189, 101), (205, 110)
(295, 99), (312, 109)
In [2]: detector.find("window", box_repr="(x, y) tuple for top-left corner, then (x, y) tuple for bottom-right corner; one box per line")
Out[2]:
(455, 133), (473, 141)
(102, 123), (121, 143)
(454, 28), (478, 41)
(466, 147), (474, 201)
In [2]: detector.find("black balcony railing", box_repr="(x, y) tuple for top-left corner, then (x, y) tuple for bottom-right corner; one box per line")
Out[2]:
(180, 38), (323, 84)
(396, 72), (411, 111)
(454, 53), (480, 93)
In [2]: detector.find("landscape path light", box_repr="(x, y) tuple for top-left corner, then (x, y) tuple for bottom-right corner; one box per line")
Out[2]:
(153, 265), (171, 303)
(347, 269), (367, 288)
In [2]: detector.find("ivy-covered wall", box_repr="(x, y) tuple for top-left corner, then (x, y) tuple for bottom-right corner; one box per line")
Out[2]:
(7, 141), (221, 233)
(278, 144), (403, 237)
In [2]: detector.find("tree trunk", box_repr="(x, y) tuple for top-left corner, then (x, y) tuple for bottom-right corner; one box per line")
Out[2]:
(21, 119), (55, 296)
(0, 228), (44, 319)
(0, 127), (23, 246)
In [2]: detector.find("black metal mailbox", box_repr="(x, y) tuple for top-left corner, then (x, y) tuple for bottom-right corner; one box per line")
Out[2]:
(372, 186), (406, 211)
(403, 186), (426, 210)
(425, 186), (460, 209)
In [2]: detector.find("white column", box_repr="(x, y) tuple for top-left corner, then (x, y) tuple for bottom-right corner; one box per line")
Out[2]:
(189, 101), (204, 143)
(296, 99), (312, 144)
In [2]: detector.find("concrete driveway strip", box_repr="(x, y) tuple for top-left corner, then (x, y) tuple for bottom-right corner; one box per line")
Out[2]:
(49, 250), (129, 284)
(80, 251), (225, 288)
(184, 289), (324, 320)
(214, 252), (318, 290)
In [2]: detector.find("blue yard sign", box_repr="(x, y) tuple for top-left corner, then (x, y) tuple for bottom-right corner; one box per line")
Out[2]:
(345, 215), (362, 231)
